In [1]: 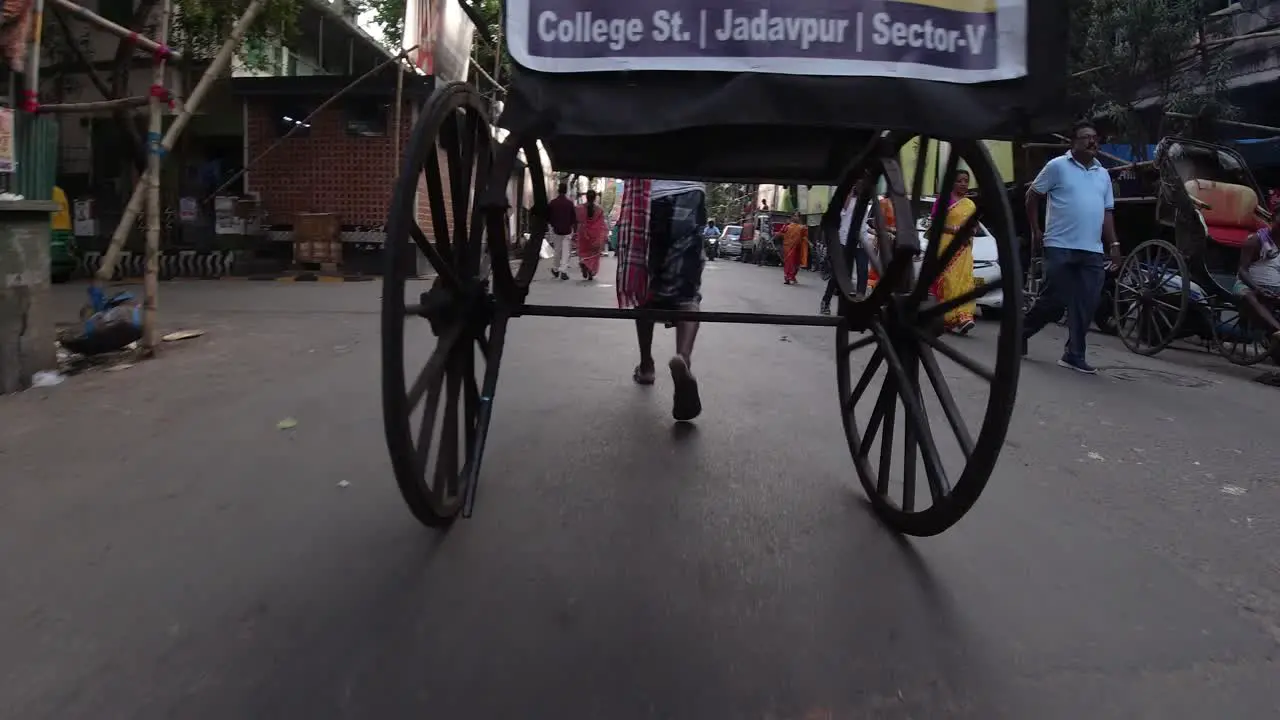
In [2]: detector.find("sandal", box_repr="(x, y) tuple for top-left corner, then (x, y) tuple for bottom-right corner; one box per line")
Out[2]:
(633, 363), (656, 386)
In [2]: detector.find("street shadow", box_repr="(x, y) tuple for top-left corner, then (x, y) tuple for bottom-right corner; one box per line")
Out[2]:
(670, 422), (699, 441)
(850, 495), (951, 611)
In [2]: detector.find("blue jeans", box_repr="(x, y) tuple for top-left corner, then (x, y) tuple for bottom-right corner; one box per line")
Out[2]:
(1024, 247), (1107, 364)
(823, 243), (869, 301)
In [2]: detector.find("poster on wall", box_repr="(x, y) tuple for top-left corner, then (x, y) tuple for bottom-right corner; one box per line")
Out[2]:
(214, 196), (243, 235)
(73, 199), (96, 237)
(404, 0), (477, 83)
(0, 108), (14, 174)
(504, 0), (1027, 83)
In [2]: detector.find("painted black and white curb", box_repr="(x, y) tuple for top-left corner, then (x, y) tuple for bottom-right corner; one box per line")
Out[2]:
(80, 250), (237, 279)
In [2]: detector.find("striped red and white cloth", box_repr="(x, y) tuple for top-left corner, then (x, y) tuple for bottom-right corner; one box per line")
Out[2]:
(615, 178), (653, 309)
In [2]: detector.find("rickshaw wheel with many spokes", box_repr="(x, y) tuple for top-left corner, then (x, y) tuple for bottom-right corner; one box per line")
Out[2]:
(1113, 239), (1189, 357)
(828, 135), (1022, 537)
(382, 83), (505, 528)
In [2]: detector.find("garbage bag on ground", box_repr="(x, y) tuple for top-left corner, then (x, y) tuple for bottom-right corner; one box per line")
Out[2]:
(58, 289), (143, 356)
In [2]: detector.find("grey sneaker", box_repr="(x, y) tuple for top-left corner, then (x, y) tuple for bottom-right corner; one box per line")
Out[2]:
(1057, 357), (1097, 374)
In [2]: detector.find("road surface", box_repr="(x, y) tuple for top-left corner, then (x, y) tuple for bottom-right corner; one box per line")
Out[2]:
(2, 259), (1278, 719)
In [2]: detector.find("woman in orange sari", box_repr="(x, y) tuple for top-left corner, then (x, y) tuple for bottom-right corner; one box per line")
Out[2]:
(781, 211), (808, 284)
(928, 170), (978, 335)
(574, 189), (607, 280)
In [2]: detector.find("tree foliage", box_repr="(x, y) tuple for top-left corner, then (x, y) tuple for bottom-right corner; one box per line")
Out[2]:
(171, 0), (301, 68)
(705, 183), (756, 224)
(1067, 0), (1234, 150)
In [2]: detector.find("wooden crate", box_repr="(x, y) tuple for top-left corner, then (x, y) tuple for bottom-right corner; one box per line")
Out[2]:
(293, 213), (341, 266)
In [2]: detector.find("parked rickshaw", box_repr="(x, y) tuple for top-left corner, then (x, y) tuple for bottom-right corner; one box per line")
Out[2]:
(1112, 137), (1275, 365)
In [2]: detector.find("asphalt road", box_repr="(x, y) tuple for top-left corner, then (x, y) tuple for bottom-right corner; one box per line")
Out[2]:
(3, 258), (1279, 719)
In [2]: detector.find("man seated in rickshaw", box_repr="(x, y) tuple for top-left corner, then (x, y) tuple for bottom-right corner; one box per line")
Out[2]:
(1235, 211), (1280, 359)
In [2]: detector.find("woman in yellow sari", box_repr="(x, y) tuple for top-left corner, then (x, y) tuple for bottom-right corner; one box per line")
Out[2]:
(928, 170), (978, 335)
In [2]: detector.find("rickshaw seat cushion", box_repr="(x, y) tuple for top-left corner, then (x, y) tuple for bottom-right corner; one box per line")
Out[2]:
(1184, 179), (1264, 229)
(1205, 224), (1254, 249)
(1184, 180), (1265, 248)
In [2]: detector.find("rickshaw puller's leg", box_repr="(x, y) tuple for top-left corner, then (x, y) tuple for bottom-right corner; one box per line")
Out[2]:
(634, 319), (656, 384)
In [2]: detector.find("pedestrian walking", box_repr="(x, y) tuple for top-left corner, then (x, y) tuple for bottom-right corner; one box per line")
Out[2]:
(781, 211), (808, 284)
(929, 170), (978, 335)
(574, 189), (607, 280)
(1022, 120), (1122, 374)
(616, 179), (709, 421)
(547, 182), (576, 280)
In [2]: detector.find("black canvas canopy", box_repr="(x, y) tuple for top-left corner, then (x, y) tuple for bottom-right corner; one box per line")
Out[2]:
(496, 0), (1070, 182)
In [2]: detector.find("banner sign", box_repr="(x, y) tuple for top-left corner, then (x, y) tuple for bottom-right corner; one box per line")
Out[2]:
(506, 0), (1026, 83)
(404, 0), (476, 83)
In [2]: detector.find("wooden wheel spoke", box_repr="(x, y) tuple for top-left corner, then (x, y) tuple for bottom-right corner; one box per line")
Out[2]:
(874, 323), (950, 503)
(909, 137), (933, 217)
(859, 369), (895, 458)
(876, 393), (896, 497)
(466, 112), (492, 270)
(1121, 305), (1144, 338)
(442, 110), (473, 273)
(435, 364), (463, 500)
(911, 327), (995, 382)
(845, 347), (884, 415)
(407, 321), (465, 409)
(423, 141), (455, 268)
(409, 221), (461, 290)
(917, 343), (975, 457)
(845, 333), (877, 355)
(1116, 281), (1141, 297)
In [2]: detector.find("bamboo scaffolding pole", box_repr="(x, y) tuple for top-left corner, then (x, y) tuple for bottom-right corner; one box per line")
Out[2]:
(38, 96), (150, 112)
(393, 54), (404, 178)
(207, 46), (417, 200)
(47, 0), (181, 60)
(1164, 111), (1280, 136)
(95, 0), (268, 284)
(22, 0), (46, 112)
(141, 0), (169, 353)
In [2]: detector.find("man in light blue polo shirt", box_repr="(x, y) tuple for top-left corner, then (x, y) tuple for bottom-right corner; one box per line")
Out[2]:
(1022, 120), (1123, 374)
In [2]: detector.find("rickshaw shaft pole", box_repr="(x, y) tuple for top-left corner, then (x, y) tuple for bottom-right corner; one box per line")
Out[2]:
(514, 305), (844, 327)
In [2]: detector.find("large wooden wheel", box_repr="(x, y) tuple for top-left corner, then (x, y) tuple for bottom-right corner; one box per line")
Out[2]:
(1113, 238), (1189, 356)
(382, 83), (507, 528)
(1216, 304), (1273, 366)
(828, 135), (1022, 537)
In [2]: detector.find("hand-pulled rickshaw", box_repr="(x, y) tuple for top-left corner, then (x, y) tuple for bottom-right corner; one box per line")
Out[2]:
(1111, 137), (1276, 365)
(381, 0), (1070, 537)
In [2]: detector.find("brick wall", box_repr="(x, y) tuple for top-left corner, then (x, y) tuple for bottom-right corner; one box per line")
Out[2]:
(245, 99), (418, 228)
(245, 97), (459, 280)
